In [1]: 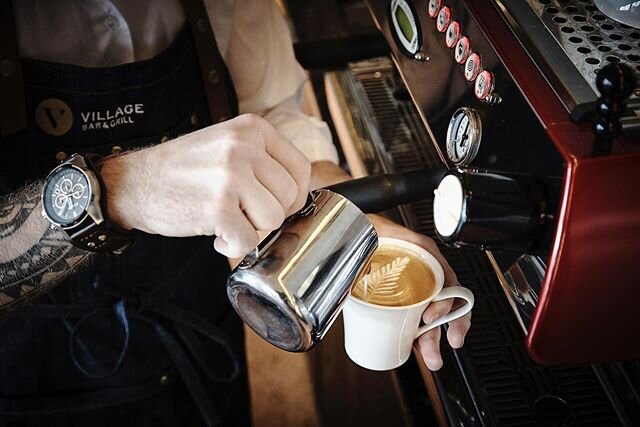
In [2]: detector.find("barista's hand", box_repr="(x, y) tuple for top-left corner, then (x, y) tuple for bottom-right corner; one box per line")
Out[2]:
(102, 114), (311, 258)
(367, 214), (472, 371)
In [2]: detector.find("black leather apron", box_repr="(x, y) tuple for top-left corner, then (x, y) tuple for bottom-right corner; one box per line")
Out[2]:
(0, 24), (250, 427)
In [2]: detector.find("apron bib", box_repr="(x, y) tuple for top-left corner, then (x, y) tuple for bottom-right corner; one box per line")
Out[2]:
(0, 25), (249, 427)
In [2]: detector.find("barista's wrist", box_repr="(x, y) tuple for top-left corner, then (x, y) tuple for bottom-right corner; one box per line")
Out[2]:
(100, 150), (146, 231)
(310, 161), (352, 189)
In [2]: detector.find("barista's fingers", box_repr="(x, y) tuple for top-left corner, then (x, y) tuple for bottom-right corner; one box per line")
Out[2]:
(447, 312), (472, 349)
(253, 153), (299, 218)
(238, 175), (286, 231)
(213, 206), (260, 258)
(422, 298), (454, 326)
(417, 326), (443, 371)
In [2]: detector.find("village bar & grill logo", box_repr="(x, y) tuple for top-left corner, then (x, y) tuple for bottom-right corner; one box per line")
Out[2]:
(35, 98), (145, 136)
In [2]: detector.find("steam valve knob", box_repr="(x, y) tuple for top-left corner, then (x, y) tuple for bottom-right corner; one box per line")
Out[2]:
(596, 63), (635, 99)
(593, 63), (637, 154)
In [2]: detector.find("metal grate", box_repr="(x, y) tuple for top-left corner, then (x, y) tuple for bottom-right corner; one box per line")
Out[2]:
(332, 57), (622, 426)
(526, 0), (640, 95)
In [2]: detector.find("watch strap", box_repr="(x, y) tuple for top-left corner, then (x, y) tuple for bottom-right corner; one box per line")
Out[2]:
(67, 153), (134, 255)
(67, 213), (133, 254)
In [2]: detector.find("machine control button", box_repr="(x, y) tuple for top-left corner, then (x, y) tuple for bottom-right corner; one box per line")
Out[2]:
(475, 70), (495, 100)
(445, 21), (461, 48)
(436, 6), (451, 33)
(464, 52), (481, 81)
(428, 0), (442, 18)
(455, 36), (471, 64)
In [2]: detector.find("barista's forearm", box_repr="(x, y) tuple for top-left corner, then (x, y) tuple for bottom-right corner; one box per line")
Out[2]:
(0, 182), (92, 312)
(310, 161), (352, 189)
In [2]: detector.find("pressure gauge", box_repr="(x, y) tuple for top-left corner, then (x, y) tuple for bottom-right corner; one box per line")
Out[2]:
(446, 108), (482, 166)
(390, 0), (421, 56)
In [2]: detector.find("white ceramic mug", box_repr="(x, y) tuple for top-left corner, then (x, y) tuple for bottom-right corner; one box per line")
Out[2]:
(343, 237), (474, 371)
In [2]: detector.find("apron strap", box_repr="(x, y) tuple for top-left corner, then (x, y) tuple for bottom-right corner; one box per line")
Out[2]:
(179, 0), (239, 123)
(0, 0), (28, 136)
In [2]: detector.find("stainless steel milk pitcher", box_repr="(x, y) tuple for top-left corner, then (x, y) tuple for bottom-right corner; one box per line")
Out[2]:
(226, 189), (378, 352)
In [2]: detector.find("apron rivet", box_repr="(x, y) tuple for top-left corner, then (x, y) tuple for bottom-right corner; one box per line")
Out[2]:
(0, 59), (16, 78)
(105, 15), (121, 31)
(160, 374), (169, 385)
(55, 151), (67, 161)
(190, 113), (199, 126)
(98, 234), (107, 242)
(160, 135), (170, 143)
(87, 242), (96, 248)
(208, 69), (220, 85)
(111, 145), (122, 155)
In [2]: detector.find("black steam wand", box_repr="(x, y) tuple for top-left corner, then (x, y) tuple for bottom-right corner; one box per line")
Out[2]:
(324, 168), (447, 214)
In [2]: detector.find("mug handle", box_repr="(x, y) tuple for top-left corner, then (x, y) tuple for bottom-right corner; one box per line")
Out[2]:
(414, 286), (475, 339)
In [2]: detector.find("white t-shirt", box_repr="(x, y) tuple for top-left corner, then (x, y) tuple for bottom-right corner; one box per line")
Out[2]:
(12, 0), (338, 164)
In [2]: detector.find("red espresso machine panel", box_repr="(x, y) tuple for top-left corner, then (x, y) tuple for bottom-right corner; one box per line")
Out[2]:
(366, 0), (640, 365)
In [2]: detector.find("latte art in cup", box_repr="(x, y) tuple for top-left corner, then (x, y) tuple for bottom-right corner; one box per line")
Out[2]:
(344, 237), (474, 371)
(351, 244), (437, 307)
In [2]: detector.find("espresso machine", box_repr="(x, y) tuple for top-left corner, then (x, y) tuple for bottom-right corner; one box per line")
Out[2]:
(267, 0), (640, 425)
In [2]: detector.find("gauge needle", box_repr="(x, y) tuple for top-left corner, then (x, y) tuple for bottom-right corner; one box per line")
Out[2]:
(457, 134), (468, 147)
(67, 197), (74, 210)
(459, 122), (470, 146)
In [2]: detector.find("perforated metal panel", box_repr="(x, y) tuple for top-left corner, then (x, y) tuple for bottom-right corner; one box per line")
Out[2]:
(497, 0), (640, 119)
(527, 0), (640, 95)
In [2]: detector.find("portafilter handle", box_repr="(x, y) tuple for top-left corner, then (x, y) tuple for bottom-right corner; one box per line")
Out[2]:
(325, 168), (447, 213)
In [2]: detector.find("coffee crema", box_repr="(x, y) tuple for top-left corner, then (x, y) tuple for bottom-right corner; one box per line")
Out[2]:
(351, 244), (437, 307)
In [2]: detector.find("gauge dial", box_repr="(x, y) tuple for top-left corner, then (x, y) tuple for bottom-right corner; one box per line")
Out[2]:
(390, 0), (421, 56)
(446, 108), (482, 166)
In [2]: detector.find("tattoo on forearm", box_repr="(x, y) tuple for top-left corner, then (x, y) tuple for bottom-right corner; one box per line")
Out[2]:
(0, 182), (92, 312)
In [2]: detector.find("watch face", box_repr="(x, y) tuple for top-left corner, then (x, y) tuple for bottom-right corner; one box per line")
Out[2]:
(43, 166), (91, 226)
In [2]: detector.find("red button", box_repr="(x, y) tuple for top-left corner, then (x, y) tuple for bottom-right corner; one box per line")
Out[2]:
(475, 70), (495, 100)
(464, 52), (481, 81)
(428, 0), (443, 18)
(455, 36), (471, 64)
(445, 21), (461, 48)
(436, 6), (451, 33)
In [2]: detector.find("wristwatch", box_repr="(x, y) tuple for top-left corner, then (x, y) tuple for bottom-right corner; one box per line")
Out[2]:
(41, 153), (133, 254)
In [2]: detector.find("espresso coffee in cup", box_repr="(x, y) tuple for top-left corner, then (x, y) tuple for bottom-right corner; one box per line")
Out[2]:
(343, 237), (474, 371)
(351, 243), (437, 307)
